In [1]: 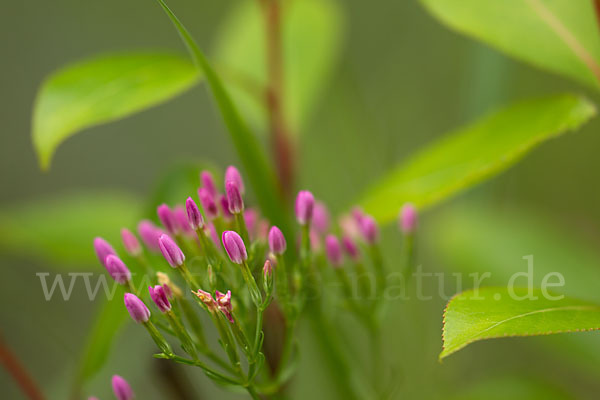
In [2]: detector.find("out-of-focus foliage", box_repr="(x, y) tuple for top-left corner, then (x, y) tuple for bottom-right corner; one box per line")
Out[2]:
(441, 287), (600, 359)
(420, 0), (600, 90)
(450, 375), (574, 400)
(358, 94), (595, 223)
(76, 296), (129, 388)
(213, 0), (344, 134)
(0, 191), (141, 267)
(32, 53), (200, 169)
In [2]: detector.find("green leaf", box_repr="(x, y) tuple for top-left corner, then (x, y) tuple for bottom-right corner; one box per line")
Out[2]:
(32, 52), (200, 169)
(358, 94), (596, 223)
(154, 0), (289, 232)
(213, 0), (344, 134)
(0, 191), (142, 267)
(420, 0), (600, 89)
(440, 287), (600, 360)
(75, 296), (129, 386)
(425, 205), (600, 373)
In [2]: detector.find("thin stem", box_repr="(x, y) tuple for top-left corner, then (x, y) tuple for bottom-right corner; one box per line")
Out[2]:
(246, 384), (262, 400)
(260, 0), (295, 199)
(0, 334), (45, 400)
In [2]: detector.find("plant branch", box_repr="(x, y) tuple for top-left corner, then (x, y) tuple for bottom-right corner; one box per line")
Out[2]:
(260, 0), (295, 200)
(0, 333), (46, 400)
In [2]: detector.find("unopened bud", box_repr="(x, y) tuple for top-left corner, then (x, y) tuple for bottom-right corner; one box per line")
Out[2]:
(112, 375), (134, 400)
(158, 234), (185, 268)
(121, 228), (141, 257)
(124, 293), (150, 324)
(399, 203), (417, 234)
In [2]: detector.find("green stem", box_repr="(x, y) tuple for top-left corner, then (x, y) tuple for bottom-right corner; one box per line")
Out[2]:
(241, 260), (263, 306)
(179, 263), (200, 289)
(235, 212), (250, 246)
(246, 385), (262, 400)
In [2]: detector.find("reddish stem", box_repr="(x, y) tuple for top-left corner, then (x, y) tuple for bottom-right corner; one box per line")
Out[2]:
(595, 0), (600, 27)
(0, 333), (46, 400)
(261, 0), (295, 200)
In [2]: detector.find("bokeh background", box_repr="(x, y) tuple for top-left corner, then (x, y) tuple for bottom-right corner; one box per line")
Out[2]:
(1, 0), (599, 399)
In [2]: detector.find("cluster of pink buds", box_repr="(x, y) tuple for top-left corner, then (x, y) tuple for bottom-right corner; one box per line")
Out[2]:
(91, 164), (418, 398)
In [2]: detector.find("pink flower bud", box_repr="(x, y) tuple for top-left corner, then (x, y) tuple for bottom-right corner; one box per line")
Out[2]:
(112, 375), (134, 400)
(148, 285), (171, 313)
(105, 255), (132, 285)
(200, 170), (218, 197)
(215, 290), (234, 323)
(263, 259), (273, 292)
(399, 203), (417, 234)
(268, 226), (286, 255)
(158, 234), (185, 268)
(359, 215), (378, 244)
(342, 236), (360, 261)
(226, 181), (244, 214)
(313, 202), (330, 234)
(219, 195), (233, 219)
(121, 228), (141, 257)
(225, 165), (245, 195)
(93, 237), (116, 267)
(157, 204), (178, 234)
(198, 187), (218, 219)
(295, 190), (315, 225)
(221, 231), (247, 264)
(325, 235), (343, 267)
(137, 220), (165, 252)
(185, 197), (204, 230)
(244, 208), (258, 239)
(124, 293), (150, 324)
(173, 206), (193, 235)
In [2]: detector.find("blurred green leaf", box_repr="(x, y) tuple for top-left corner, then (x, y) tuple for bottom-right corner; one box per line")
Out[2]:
(155, 0), (289, 232)
(449, 375), (574, 400)
(76, 296), (129, 387)
(0, 191), (141, 267)
(420, 0), (600, 89)
(358, 94), (595, 223)
(32, 52), (200, 169)
(441, 287), (600, 360)
(213, 0), (344, 134)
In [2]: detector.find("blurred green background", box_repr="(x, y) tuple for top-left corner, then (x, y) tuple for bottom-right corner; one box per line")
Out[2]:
(1, 0), (599, 399)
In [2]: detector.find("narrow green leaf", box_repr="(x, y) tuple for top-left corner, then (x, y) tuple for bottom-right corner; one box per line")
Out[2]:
(75, 296), (129, 386)
(358, 94), (596, 223)
(0, 191), (142, 267)
(213, 0), (344, 134)
(441, 287), (600, 360)
(420, 0), (600, 89)
(32, 52), (200, 169)
(154, 0), (289, 231)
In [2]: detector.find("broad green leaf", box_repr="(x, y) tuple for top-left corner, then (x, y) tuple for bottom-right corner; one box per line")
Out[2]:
(0, 191), (141, 267)
(155, 0), (290, 233)
(213, 0), (344, 134)
(358, 94), (595, 223)
(425, 205), (600, 372)
(32, 52), (200, 169)
(420, 0), (600, 89)
(441, 287), (600, 359)
(75, 296), (129, 387)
